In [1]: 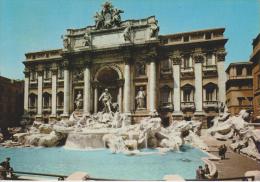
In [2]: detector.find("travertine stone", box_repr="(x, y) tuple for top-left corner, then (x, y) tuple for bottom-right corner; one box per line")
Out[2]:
(24, 75), (29, 111)
(83, 66), (91, 115)
(149, 60), (157, 113)
(51, 71), (57, 116)
(37, 72), (43, 116)
(124, 62), (131, 113)
(194, 58), (203, 113)
(172, 63), (181, 114)
(63, 69), (70, 116)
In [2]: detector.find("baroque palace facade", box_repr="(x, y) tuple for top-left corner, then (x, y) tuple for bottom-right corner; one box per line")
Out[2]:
(23, 2), (227, 126)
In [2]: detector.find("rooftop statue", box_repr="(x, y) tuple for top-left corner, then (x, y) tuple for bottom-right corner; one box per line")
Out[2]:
(94, 1), (124, 30)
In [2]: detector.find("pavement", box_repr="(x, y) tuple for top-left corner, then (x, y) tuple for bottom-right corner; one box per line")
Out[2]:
(200, 130), (260, 179)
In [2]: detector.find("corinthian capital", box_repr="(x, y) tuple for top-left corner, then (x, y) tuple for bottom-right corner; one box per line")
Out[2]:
(193, 49), (204, 63)
(170, 50), (182, 65)
(216, 49), (227, 62)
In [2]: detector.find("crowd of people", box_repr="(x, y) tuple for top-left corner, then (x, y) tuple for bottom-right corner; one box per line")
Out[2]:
(0, 157), (14, 180)
(196, 164), (211, 180)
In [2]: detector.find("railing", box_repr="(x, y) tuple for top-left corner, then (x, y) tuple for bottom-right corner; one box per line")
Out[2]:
(2, 170), (255, 181)
(186, 176), (255, 181)
(159, 102), (173, 109)
(203, 101), (218, 108)
(203, 65), (217, 71)
(181, 101), (195, 110)
(181, 67), (194, 73)
(28, 106), (37, 112)
(228, 75), (253, 80)
(160, 67), (172, 74)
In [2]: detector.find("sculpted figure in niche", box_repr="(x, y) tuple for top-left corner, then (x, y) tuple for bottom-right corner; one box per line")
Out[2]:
(123, 23), (132, 42)
(99, 88), (112, 113)
(136, 87), (146, 109)
(83, 32), (91, 46)
(75, 91), (83, 110)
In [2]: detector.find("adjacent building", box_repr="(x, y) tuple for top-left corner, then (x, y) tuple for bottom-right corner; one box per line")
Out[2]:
(0, 76), (24, 128)
(226, 62), (253, 116)
(250, 33), (260, 122)
(23, 2), (227, 127)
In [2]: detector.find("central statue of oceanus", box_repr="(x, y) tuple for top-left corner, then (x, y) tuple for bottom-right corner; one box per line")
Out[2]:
(99, 88), (113, 113)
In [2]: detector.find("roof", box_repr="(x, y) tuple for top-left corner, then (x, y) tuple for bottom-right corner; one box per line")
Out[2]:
(225, 61), (252, 73)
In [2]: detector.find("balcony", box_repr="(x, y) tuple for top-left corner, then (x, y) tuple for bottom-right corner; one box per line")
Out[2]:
(181, 67), (194, 78)
(159, 102), (173, 111)
(57, 105), (64, 111)
(228, 75), (253, 80)
(43, 106), (51, 112)
(203, 65), (218, 77)
(160, 67), (172, 74)
(203, 101), (218, 110)
(181, 102), (195, 111)
(28, 106), (37, 113)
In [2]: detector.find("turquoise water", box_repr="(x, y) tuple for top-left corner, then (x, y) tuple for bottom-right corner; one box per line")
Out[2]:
(0, 146), (207, 180)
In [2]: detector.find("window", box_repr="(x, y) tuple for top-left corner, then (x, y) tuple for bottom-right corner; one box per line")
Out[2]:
(30, 71), (37, 81)
(29, 94), (37, 108)
(44, 68), (51, 80)
(247, 67), (252, 76)
(161, 59), (171, 72)
(247, 97), (253, 106)
(183, 89), (191, 102)
(43, 93), (51, 108)
(236, 67), (242, 76)
(183, 56), (190, 69)
(135, 62), (146, 77)
(206, 54), (214, 66)
(58, 68), (64, 79)
(184, 36), (189, 42)
(160, 86), (171, 105)
(57, 92), (64, 107)
(204, 83), (218, 101)
(205, 33), (211, 40)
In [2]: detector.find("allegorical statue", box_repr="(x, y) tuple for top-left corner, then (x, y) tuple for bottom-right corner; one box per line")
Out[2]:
(136, 87), (146, 109)
(99, 88), (112, 113)
(75, 91), (83, 110)
(93, 1), (124, 30)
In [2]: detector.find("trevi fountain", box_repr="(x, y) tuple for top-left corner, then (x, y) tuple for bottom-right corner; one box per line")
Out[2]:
(1, 88), (260, 180)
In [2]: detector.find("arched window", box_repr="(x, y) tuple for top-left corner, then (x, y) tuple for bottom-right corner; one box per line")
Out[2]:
(181, 84), (194, 102)
(29, 93), (37, 108)
(57, 92), (64, 108)
(203, 83), (218, 101)
(160, 85), (172, 107)
(43, 92), (51, 108)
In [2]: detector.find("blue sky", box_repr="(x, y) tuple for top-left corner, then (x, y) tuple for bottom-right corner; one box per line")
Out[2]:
(0, 0), (259, 79)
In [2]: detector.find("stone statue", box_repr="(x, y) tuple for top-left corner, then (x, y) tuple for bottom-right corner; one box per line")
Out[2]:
(99, 88), (112, 113)
(63, 36), (71, 49)
(123, 23), (132, 42)
(149, 19), (159, 38)
(83, 32), (91, 46)
(93, 2), (124, 30)
(75, 91), (83, 110)
(136, 87), (146, 109)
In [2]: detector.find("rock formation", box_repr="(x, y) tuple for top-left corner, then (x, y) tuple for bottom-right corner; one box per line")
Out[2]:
(208, 110), (260, 161)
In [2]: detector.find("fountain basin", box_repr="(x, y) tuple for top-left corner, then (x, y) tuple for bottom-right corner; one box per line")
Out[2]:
(0, 145), (207, 180)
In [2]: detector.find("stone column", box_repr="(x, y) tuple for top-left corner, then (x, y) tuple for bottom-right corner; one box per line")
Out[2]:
(149, 58), (157, 114)
(193, 49), (205, 119)
(171, 51), (183, 120)
(216, 50), (227, 105)
(62, 61), (70, 118)
(117, 80), (124, 113)
(36, 70), (43, 120)
(94, 86), (98, 113)
(50, 68), (57, 120)
(24, 69), (29, 112)
(123, 58), (131, 114)
(83, 62), (91, 116)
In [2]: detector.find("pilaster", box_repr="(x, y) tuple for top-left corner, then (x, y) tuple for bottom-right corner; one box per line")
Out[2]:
(50, 67), (58, 121)
(36, 69), (43, 120)
(170, 50), (183, 120)
(61, 60), (70, 119)
(83, 60), (92, 116)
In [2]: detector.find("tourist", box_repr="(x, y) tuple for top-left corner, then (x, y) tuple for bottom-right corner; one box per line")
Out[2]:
(196, 166), (205, 180)
(218, 145), (223, 159)
(0, 157), (14, 179)
(204, 164), (210, 179)
(222, 144), (227, 159)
